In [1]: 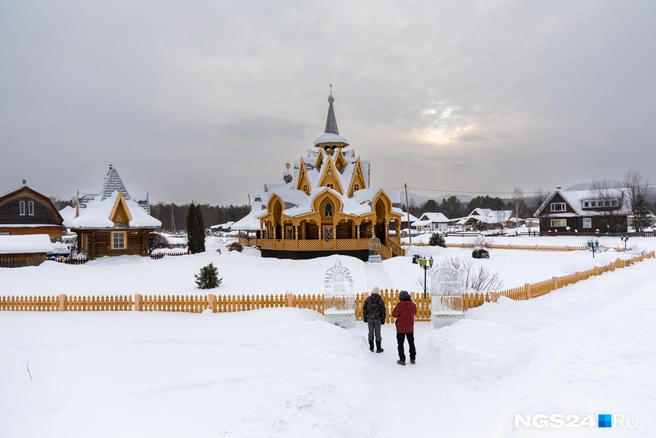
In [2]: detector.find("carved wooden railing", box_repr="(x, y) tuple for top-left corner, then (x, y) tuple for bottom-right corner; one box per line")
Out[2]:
(387, 239), (405, 257)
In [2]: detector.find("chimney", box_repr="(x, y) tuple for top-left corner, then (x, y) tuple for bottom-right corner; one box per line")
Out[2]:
(109, 164), (113, 170)
(22, 179), (26, 185)
(556, 186), (561, 190)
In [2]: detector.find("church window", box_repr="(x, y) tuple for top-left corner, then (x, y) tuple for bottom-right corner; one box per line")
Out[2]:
(327, 183), (334, 189)
(324, 202), (333, 217)
(303, 184), (308, 193)
(324, 227), (333, 240)
(354, 183), (360, 192)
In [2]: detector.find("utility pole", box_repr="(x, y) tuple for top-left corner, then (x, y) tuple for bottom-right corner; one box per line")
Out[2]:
(248, 194), (251, 209)
(405, 183), (412, 244)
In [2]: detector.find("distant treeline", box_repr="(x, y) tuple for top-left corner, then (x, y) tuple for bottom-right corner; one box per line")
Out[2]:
(150, 203), (250, 231)
(403, 195), (544, 220)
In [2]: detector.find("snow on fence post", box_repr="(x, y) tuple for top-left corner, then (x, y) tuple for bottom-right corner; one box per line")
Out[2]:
(489, 292), (498, 303)
(134, 294), (143, 311)
(58, 294), (67, 311)
(208, 294), (216, 312)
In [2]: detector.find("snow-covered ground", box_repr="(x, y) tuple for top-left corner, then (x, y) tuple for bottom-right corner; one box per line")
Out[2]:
(1, 255), (654, 437)
(1, 235), (655, 298)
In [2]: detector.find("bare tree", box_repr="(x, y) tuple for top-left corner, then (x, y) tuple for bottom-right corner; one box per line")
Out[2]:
(623, 169), (652, 232)
(417, 257), (504, 293)
(590, 180), (627, 233)
(512, 187), (524, 228)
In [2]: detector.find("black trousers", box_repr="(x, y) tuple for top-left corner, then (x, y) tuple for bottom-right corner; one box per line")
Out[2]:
(396, 332), (416, 361)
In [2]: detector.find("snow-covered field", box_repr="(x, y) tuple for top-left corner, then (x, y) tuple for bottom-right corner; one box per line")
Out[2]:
(1, 236), (655, 437)
(2, 236), (655, 298)
(1, 258), (655, 437)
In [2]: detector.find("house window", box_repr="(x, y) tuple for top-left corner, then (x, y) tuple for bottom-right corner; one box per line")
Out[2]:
(353, 183), (360, 192)
(611, 200), (618, 207)
(324, 202), (333, 217)
(583, 218), (592, 228)
(28, 201), (34, 216)
(19, 201), (25, 216)
(327, 183), (334, 189)
(604, 200), (610, 207)
(550, 219), (567, 227)
(111, 231), (126, 249)
(550, 203), (566, 212)
(583, 201), (590, 208)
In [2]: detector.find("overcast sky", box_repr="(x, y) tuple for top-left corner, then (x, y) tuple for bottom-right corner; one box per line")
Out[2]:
(1, 0), (654, 205)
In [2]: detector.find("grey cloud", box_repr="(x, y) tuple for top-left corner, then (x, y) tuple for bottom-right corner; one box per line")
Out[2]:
(1, 0), (655, 204)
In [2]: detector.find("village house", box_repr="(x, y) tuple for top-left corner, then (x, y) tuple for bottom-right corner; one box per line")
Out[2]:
(534, 187), (630, 235)
(411, 212), (450, 233)
(66, 165), (161, 259)
(0, 180), (64, 240)
(455, 208), (515, 231)
(232, 91), (404, 261)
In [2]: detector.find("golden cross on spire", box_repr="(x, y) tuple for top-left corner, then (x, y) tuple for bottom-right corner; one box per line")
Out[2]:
(330, 83), (332, 95)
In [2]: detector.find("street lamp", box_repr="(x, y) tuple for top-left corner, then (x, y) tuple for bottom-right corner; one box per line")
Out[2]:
(418, 255), (434, 298)
(620, 235), (629, 251)
(587, 238), (599, 258)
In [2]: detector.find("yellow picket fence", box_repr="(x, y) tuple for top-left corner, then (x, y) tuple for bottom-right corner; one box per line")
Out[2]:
(492, 252), (655, 302)
(1, 252), (653, 317)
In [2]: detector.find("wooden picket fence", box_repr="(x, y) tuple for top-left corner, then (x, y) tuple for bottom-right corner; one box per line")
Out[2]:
(494, 251), (655, 301)
(444, 243), (587, 252)
(2, 251), (653, 316)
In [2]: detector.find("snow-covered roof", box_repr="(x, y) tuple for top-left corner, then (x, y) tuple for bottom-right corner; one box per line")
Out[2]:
(418, 212), (450, 223)
(69, 192), (161, 229)
(59, 206), (76, 225)
(535, 188), (632, 217)
(210, 221), (235, 230)
(399, 213), (420, 222)
(313, 132), (350, 146)
(0, 234), (54, 254)
(79, 165), (150, 214)
(0, 184), (24, 199)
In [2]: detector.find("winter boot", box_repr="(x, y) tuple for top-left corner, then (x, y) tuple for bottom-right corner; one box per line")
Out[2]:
(410, 360), (416, 365)
(376, 341), (384, 353)
(369, 340), (374, 352)
(397, 360), (406, 366)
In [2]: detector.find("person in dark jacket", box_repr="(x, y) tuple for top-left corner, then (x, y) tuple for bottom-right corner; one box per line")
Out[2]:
(362, 286), (386, 353)
(392, 290), (417, 365)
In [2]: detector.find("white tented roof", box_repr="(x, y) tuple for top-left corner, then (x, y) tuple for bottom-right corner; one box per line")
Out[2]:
(69, 192), (161, 229)
(0, 234), (54, 254)
(313, 133), (349, 146)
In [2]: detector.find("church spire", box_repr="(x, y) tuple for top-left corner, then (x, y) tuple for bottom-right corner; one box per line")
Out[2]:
(324, 84), (340, 135)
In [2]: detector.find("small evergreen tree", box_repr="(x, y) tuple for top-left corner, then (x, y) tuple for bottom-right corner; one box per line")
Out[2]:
(195, 204), (206, 253)
(429, 232), (446, 248)
(195, 262), (221, 289)
(187, 203), (199, 253)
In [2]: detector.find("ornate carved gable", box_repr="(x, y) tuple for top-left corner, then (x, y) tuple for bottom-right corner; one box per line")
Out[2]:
(334, 148), (348, 173)
(295, 159), (311, 195)
(314, 148), (325, 170)
(347, 157), (367, 197)
(317, 155), (345, 194)
(110, 191), (132, 225)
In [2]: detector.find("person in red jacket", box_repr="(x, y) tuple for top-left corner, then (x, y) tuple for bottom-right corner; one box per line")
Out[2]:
(391, 290), (417, 365)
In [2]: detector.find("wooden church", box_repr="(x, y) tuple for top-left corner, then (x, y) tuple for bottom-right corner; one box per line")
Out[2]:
(232, 90), (405, 261)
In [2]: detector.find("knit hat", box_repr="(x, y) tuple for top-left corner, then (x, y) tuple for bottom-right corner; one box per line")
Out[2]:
(399, 290), (411, 301)
(371, 286), (380, 295)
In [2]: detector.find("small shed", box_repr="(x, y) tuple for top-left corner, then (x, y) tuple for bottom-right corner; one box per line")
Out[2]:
(0, 234), (54, 268)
